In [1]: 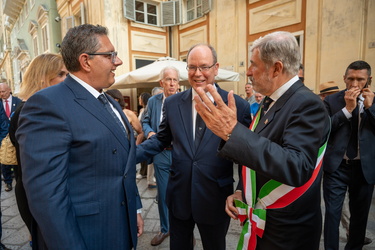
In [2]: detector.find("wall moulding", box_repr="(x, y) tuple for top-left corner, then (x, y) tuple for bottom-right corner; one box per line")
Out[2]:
(131, 31), (167, 54)
(249, 0), (302, 35)
(179, 26), (207, 53)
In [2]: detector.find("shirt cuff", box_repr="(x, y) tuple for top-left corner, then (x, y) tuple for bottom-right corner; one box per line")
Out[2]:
(342, 107), (352, 119)
(137, 209), (142, 214)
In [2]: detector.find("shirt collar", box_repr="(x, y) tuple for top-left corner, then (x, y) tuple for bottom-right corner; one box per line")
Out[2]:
(192, 84), (216, 103)
(70, 73), (102, 98)
(269, 75), (299, 102)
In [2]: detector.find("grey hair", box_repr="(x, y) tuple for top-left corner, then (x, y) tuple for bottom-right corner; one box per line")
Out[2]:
(159, 66), (180, 81)
(250, 31), (301, 76)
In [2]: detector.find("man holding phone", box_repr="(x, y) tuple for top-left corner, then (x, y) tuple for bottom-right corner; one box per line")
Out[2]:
(323, 60), (374, 249)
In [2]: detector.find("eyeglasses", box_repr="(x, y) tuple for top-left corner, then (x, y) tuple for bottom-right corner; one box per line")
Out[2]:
(85, 51), (118, 63)
(186, 63), (216, 73)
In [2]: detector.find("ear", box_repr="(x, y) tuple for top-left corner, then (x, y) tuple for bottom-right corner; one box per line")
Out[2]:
(159, 80), (163, 87)
(214, 62), (219, 76)
(273, 61), (283, 77)
(79, 53), (91, 72)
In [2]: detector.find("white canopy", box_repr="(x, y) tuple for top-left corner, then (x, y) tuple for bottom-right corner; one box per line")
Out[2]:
(110, 57), (239, 89)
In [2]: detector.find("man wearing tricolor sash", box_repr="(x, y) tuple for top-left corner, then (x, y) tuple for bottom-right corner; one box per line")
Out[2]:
(195, 31), (330, 249)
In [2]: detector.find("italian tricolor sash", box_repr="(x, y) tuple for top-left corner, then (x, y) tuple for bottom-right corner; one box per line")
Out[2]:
(235, 107), (328, 250)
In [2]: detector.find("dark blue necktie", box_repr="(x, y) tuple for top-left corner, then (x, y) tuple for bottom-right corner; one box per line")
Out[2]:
(98, 94), (128, 138)
(346, 107), (359, 159)
(194, 113), (206, 150)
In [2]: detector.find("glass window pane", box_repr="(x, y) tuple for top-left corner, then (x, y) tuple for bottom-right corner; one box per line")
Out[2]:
(197, 0), (202, 5)
(187, 10), (194, 21)
(187, 0), (194, 9)
(147, 4), (157, 14)
(135, 12), (144, 22)
(197, 6), (202, 17)
(148, 15), (157, 25)
(135, 1), (144, 11)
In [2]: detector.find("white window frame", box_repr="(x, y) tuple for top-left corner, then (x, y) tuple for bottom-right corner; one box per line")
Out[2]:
(41, 24), (49, 53)
(124, 0), (210, 26)
(134, 1), (158, 26)
(37, 6), (50, 53)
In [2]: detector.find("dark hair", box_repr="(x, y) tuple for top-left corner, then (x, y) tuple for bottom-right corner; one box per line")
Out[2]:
(139, 92), (151, 107)
(186, 43), (218, 64)
(345, 60), (371, 77)
(106, 89), (125, 109)
(61, 24), (108, 72)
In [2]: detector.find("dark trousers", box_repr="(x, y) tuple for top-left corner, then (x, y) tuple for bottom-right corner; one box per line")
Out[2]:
(323, 160), (374, 250)
(169, 211), (230, 250)
(1, 164), (14, 184)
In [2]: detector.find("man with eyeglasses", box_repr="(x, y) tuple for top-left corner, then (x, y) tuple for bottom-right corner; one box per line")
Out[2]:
(16, 24), (143, 249)
(142, 66), (180, 246)
(137, 43), (251, 249)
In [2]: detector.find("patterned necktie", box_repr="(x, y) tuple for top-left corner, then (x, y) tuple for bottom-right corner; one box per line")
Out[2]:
(194, 113), (206, 150)
(5, 100), (10, 118)
(346, 107), (359, 159)
(98, 94), (128, 138)
(261, 96), (273, 118)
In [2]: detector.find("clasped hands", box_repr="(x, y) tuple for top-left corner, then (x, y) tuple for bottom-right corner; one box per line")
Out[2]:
(345, 86), (374, 113)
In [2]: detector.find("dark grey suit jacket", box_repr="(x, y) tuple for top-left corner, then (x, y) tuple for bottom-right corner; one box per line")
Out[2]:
(219, 80), (330, 249)
(323, 89), (375, 184)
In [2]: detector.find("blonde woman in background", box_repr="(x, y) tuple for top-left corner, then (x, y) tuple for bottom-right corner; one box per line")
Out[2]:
(9, 53), (68, 249)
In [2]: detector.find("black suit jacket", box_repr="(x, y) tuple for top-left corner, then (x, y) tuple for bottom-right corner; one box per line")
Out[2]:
(323, 90), (375, 184)
(137, 84), (251, 225)
(218, 80), (330, 249)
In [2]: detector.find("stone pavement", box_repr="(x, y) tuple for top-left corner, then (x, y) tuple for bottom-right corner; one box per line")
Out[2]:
(1, 167), (375, 249)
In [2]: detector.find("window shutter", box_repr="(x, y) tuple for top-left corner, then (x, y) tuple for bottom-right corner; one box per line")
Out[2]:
(124, 0), (135, 21)
(202, 0), (211, 14)
(161, 1), (174, 26)
(175, 0), (181, 24)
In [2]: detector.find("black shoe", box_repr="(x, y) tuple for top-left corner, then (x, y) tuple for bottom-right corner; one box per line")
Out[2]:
(346, 233), (372, 245)
(364, 237), (372, 245)
(5, 183), (12, 192)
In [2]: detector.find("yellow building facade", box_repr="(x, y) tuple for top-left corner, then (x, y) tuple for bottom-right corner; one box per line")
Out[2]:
(54, 0), (375, 110)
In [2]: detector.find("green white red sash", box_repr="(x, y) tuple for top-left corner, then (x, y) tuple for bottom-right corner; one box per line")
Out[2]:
(235, 107), (328, 250)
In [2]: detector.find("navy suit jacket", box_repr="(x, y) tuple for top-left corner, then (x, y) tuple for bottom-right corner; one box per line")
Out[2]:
(137, 84), (251, 225)
(0, 95), (21, 140)
(16, 75), (141, 249)
(323, 90), (375, 184)
(218, 80), (330, 249)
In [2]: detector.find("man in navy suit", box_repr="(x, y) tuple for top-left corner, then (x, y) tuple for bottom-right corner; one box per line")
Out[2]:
(323, 60), (374, 250)
(137, 44), (251, 249)
(0, 82), (21, 192)
(142, 66), (179, 246)
(195, 31), (330, 249)
(16, 24), (143, 249)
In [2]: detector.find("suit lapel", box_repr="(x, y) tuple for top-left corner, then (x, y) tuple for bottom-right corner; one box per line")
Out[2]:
(155, 94), (163, 130)
(64, 76), (130, 152)
(195, 85), (225, 153)
(178, 89), (195, 154)
(255, 80), (304, 133)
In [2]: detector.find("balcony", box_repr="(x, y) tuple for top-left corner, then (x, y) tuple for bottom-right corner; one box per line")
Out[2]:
(2, 0), (26, 25)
